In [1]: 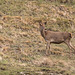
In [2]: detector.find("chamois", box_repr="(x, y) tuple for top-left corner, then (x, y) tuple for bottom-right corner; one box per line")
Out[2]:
(39, 21), (75, 56)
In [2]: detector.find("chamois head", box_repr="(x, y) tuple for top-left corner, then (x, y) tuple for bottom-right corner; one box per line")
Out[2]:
(39, 21), (47, 26)
(39, 21), (45, 31)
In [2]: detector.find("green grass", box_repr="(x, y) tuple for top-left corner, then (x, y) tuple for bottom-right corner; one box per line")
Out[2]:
(0, 0), (75, 75)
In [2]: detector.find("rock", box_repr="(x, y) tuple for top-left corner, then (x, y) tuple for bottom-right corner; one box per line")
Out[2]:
(58, 10), (67, 16)
(51, 18), (57, 22)
(20, 72), (25, 75)
(0, 56), (2, 61)
(0, 25), (2, 29)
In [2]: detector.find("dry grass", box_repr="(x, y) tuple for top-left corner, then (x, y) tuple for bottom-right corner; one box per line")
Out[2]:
(0, 0), (75, 75)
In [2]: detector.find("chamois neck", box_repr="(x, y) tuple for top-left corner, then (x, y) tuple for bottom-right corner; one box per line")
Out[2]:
(40, 25), (45, 38)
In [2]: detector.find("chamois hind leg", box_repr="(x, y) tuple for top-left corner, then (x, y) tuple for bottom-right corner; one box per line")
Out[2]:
(64, 40), (72, 57)
(69, 42), (75, 52)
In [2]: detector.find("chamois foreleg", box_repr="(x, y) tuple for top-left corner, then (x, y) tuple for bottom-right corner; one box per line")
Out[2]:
(46, 41), (50, 56)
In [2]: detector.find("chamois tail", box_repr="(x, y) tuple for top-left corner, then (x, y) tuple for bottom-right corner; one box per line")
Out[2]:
(71, 33), (75, 39)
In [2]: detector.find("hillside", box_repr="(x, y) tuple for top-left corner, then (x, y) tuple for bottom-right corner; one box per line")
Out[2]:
(0, 0), (75, 75)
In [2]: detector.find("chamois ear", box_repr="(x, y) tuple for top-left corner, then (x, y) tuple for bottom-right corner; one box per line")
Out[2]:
(44, 21), (47, 25)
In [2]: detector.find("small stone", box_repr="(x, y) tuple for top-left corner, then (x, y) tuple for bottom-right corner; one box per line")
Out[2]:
(0, 25), (2, 29)
(20, 72), (23, 74)
(0, 56), (2, 61)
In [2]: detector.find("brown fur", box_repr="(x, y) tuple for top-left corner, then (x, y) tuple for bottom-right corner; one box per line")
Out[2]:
(39, 22), (75, 56)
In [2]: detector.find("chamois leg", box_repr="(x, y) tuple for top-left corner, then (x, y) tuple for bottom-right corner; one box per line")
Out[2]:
(65, 41), (72, 57)
(69, 42), (75, 53)
(67, 44), (72, 57)
(65, 41), (75, 57)
(65, 40), (75, 52)
(69, 42), (75, 50)
(46, 41), (50, 56)
(48, 42), (51, 55)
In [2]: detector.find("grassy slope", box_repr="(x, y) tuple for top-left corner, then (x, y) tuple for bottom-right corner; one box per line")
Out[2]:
(0, 0), (75, 75)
